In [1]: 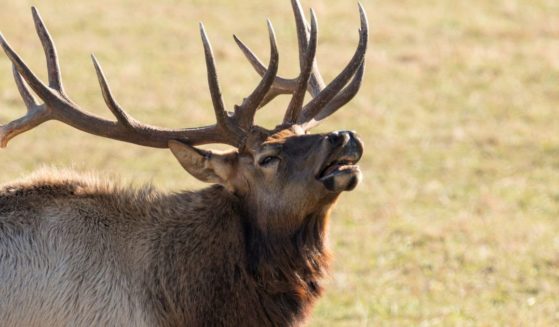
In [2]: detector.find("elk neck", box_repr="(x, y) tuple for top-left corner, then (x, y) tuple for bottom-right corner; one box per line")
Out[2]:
(236, 188), (337, 321)
(148, 184), (337, 324)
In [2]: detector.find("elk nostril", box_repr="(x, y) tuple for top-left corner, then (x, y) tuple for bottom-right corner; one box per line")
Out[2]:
(341, 132), (351, 145)
(331, 130), (351, 147)
(327, 131), (340, 145)
(327, 130), (356, 147)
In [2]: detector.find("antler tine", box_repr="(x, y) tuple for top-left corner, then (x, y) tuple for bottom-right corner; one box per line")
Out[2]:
(0, 65), (50, 148)
(233, 0), (326, 108)
(0, 31), (64, 107)
(235, 19), (279, 130)
(300, 61), (365, 130)
(31, 7), (64, 93)
(91, 55), (135, 129)
(283, 10), (318, 125)
(199, 23), (240, 139)
(233, 31), (294, 108)
(12, 64), (39, 110)
(291, 0), (325, 98)
(292, 0), (309, 62)
(299, 3), (368, 127)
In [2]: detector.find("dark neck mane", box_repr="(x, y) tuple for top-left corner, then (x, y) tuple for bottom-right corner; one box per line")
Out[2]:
(150, 186), (335, 326)
(241, 204), (333, 324)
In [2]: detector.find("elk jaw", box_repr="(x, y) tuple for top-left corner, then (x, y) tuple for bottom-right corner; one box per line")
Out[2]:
(317, 131), (363, 192)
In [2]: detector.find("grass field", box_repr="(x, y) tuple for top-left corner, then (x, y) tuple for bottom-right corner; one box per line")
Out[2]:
(1, 0), (558, 325)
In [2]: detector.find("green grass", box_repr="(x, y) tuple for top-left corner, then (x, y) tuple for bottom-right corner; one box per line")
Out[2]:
(1, 0), (558, 325)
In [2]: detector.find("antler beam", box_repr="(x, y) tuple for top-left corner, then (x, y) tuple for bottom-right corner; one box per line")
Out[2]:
(0, 7), (282, 148)
(0, 1), (367, 149)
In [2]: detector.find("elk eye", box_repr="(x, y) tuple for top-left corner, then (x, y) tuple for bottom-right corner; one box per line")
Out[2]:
(259, 156), (279, 167)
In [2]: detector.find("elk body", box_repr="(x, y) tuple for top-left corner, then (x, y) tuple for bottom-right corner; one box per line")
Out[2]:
(0, 1), (368, 326)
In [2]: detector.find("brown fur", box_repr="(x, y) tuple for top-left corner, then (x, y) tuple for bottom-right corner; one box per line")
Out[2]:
(0, 1), (368, 324)
(0, 168), (332, 326)
(0, 123), (364, 327)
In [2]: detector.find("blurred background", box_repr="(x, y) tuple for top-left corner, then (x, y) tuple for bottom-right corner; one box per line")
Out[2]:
(0, 0), (558, 325)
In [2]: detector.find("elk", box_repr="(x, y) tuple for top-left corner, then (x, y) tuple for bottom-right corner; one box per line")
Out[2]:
(0, 1), (367, 326)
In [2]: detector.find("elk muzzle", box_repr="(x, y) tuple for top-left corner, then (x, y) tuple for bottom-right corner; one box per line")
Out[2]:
(318, 131), (363, 192)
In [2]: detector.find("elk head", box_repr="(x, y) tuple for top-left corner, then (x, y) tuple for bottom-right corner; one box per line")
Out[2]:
(0, 0), (368, 233)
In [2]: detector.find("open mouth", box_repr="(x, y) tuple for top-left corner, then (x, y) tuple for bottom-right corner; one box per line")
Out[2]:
(318, 155), (360, 180)
(315, 131), (364, 192)
(316, 131), (363, 192)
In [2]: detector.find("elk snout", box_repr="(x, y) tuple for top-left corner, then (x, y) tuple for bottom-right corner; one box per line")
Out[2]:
(318, 131), (364, 193)
(326, 131), (363, 160)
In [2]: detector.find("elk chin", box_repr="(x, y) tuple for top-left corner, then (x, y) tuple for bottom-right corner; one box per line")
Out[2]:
(319, 164), (362, 192)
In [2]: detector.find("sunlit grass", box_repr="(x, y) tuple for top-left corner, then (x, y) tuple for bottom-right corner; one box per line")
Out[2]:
(1, 0), (558, 325)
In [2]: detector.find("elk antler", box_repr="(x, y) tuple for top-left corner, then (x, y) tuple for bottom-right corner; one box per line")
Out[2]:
(0, 1), (367, 149)
(234, 0), (368, 130)
(0, 7), (278, 148)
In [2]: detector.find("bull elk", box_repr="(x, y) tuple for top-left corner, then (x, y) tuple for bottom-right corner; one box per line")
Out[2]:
(0, 0), (368, 326)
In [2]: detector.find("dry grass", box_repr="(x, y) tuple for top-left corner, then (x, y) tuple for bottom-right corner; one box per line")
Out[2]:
(1, 0), (558, 326)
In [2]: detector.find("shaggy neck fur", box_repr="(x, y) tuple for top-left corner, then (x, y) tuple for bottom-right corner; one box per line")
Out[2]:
(150, 185), (334, 326)
(240, 202), (333, 325)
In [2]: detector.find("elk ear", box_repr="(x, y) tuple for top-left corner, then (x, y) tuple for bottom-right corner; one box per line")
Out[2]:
(168, 140), (237, 184)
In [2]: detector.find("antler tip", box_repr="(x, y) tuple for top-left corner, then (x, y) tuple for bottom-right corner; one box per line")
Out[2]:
(31, 6), (42, 23)
(265, 19), (278, 51)
(309, 8), (316, 18)
(265, 18), (275, 36)
(199, 23), (211, 48)
(357, 2), (369, 31)
(90, 54), (103, 75)
(291, 0), (303, 12)
(309, 9), (318, 30)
